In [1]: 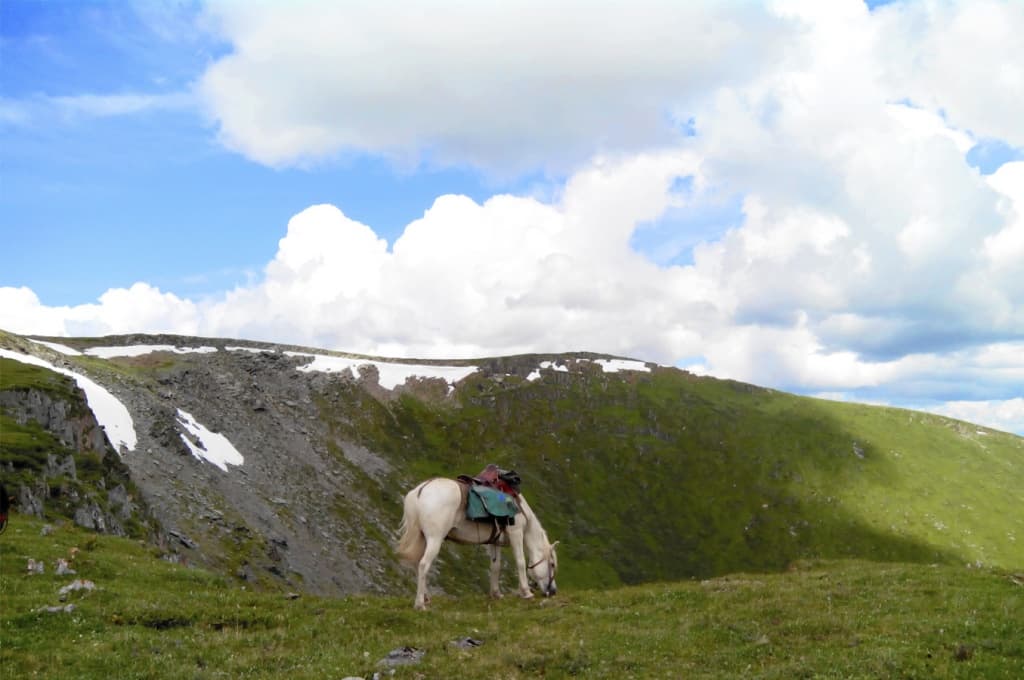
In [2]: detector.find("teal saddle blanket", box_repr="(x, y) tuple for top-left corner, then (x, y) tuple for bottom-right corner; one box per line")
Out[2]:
(466, 485), (519, 522)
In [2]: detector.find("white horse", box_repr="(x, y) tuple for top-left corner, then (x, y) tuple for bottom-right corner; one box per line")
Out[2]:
(396, 477), (559, 610)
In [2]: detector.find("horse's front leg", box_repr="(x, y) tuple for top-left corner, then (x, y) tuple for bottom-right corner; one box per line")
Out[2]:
(509, 528), (533, 599)
(486, 544), (503, 599)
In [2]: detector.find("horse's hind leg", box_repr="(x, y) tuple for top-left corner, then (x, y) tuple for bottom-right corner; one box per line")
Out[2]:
(487, 544), (503, 599)
(415, 535), (444, 610)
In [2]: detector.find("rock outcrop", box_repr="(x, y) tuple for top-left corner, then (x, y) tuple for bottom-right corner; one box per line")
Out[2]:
(0, 381), (156, 539)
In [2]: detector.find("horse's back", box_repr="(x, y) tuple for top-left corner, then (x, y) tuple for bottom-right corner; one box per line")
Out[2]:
(407, 477), (465, 531)
(407, 477), (463, 504)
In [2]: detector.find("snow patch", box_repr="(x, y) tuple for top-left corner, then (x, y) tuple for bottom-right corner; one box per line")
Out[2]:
(0, 348), (137, 452)
(285, 352), (478, 390)
(85, 345), (219, 358)
(593, 358), (651, 373)
(526, 358), (650, 381)
(526, 361), (569, 381)
(175, 408), (244, 472)
(29, 339), (82, 356)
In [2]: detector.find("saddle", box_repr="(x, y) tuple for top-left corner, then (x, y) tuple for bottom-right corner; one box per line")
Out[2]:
(456, 465), (521, 537)
(457, 464), (521, 498)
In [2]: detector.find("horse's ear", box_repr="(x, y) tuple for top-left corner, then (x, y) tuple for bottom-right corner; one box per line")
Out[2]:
(551, 540), (560, 549)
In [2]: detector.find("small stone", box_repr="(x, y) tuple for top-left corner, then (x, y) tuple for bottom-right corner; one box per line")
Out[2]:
(168, 530), (197, 549)
(27, 558), (44, 575)
(58, 579), (96, 597)
(38, 604), (75, 614)
(378, 646), (425, 667)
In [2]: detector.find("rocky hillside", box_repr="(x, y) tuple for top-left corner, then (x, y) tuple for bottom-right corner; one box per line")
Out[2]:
(1, 329), (1021, 597)
(0, 357), (155, 539)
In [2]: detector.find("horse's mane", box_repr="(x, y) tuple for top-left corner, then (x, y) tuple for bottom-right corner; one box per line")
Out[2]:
(517, 494), (551, 549)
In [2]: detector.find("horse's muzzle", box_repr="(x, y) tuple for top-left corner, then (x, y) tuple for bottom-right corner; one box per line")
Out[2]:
(544, 583), (557, 597)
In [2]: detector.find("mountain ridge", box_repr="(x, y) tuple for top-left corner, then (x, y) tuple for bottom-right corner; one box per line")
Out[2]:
(1, 329), (1021, 597)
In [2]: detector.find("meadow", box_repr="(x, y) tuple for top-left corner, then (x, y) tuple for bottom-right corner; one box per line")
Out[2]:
(2, 515), (1021, 679)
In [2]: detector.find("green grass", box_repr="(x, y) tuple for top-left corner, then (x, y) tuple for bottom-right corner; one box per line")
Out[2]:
(2, 515), (1021, 679)
(0, 414), (63, 472)
(0, 357), (83, 403)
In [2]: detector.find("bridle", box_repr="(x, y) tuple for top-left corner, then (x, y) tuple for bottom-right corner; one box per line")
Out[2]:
(528, 546), (557, 582)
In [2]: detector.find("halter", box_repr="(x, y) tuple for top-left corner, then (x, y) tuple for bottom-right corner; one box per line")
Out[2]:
(528, 547), (557, 579)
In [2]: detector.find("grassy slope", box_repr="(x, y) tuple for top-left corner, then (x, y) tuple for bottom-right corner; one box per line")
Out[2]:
(2, 515), (1022, 679)
(320, 365), (1023, 589)
(810, 399), (1024, 569)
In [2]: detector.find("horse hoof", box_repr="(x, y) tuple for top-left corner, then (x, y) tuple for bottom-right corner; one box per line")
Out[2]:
(414, 602), (428, 611)
(490, 591), (504, 600)
(520, 591), (534, 600)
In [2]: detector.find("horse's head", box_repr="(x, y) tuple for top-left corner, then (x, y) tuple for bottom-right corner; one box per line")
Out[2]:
(528, 540), (559, 597)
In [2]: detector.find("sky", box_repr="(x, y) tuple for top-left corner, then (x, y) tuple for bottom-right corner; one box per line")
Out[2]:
(1, 0), (1023, 435)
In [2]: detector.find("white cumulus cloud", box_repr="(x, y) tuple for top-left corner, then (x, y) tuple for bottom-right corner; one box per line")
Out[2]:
(0, 283), (199, 339)
(3, 0), (1023, 434)
(199, 150), (705, 359)
(196, 0), (787, 171)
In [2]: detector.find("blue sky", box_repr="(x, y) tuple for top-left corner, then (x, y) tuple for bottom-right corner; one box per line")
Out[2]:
(2, 0), (1023, 434)
(2, 0), (522, 303)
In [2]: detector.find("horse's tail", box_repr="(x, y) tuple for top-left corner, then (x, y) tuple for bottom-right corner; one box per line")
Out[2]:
(395, 483), (427, 566)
